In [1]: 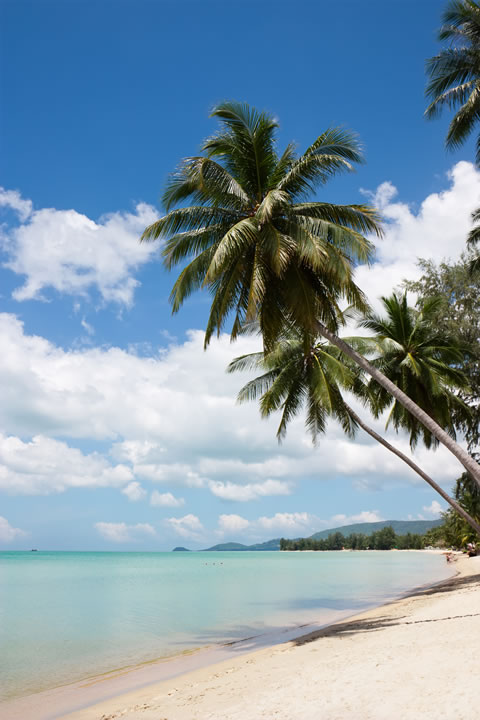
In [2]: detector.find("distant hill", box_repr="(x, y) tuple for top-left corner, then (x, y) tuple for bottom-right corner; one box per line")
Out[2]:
(310, 519), (442, 540)
(203, 520), (442, 551)
(172, 546), (191, 552)
(204, 539), (281, 551)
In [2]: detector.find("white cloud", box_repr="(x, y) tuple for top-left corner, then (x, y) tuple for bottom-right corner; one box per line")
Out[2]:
(330, 510), (384, 527)
(0, 433), (132, 495)
(0, 516), (27, 543)
(150, 490), (185, 508)
(81, 317), (95, 336)
(208, 479), (292, 502)
(257, 511), (314, 532)
(165, 514), (204, 541)
(0, 187), (33, 222)
(121, 481), (147, 502)
(422, 500), (444, 517)
(0, 312), (467, 499)
(1, 189), (159, 306)
(356, 161), (480, 310)
(94, 521), (155, 543)
(218, 514), (250, 533)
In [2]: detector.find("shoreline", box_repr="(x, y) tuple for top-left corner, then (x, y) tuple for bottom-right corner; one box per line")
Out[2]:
(0, 550), (468, 720)
(63, 553), (480, 720)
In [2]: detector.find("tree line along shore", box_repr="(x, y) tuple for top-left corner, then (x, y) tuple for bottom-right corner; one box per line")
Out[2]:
(279, 522), (470, 552)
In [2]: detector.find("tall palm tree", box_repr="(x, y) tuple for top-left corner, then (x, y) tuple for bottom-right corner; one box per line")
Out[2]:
(425, 0), (480, 164)
(354, 293), (471, 449)
(228, 332), (480, 536)
(142, 101), (480, 485)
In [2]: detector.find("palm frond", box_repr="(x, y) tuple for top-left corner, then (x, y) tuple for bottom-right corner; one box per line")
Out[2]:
(277, 127), (363, 199)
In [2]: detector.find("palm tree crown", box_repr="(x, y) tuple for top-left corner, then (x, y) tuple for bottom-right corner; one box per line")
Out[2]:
(425, 0), (480, 164)
(142, 101), (382, 351)
(228, 329), (356, 443)
(355, 293), (470, 449)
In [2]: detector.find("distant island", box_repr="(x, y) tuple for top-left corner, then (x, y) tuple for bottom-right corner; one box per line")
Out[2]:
(172, 546), (191, 552)
(203, 520), (442, 551)
(203, 539), (281, 551)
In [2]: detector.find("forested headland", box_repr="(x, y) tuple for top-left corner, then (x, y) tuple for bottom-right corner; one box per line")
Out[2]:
(280, 525), (436, 551)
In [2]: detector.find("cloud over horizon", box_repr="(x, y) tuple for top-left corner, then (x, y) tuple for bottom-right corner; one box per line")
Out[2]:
(0, 163), (476, 545)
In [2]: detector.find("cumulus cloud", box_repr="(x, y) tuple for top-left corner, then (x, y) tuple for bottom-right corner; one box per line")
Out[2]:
(121, 481), (147, 502)
(0, 515), (27, 543)
(257, 512), (314, 532)
(0, 433), (132, 495)
(208, 479), (292, 502)
(218, 514), (250, 533)
(0, 187), (33, 221)
(330, 510), (384, 527)
(150, 490), (185, 508)
(1, 188), (159, 306)
(0, 312), (466, 499)
(357, 161), (480, 310)
(94, 521), (156, 543)
(2, 165), (477, 502)
(422, 500), (444, 517)
(165, 514), (204, 541)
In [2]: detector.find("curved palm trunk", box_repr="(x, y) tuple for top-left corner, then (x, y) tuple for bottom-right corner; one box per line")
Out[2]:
(315, 321), (480, 489)
(343, 402), (480, 537)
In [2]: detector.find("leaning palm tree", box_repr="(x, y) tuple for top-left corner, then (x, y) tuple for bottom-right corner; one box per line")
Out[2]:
(228, 331), (480, 536)
(425, 0), (480, 164)
(228, 330), (480, 535)
(142, 101), (480, 484)
(354, 293), (471, 450)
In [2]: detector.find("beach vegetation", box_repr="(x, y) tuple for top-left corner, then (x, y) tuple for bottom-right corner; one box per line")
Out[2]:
(404, 254), (480, 456)
(442, 472), (480, 546)
(280, 526), (424, 551)
(352, 292), (470, 451)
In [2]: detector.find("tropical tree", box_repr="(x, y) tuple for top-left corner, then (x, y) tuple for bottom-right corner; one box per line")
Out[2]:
(404, 254), (480, 454)
(425, 0), (480, 163)
(228, 329), (480, 536)
(354, 293), (471, 450)
(425, 0), (480, 274)
(142, 101), (480, 484)
(442, 472), (480, 545)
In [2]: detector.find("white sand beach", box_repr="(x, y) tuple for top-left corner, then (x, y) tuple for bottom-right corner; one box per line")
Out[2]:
(55, 554), (480, 720)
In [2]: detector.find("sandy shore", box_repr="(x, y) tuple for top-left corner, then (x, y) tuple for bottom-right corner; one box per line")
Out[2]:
(52, 554), (480, 720)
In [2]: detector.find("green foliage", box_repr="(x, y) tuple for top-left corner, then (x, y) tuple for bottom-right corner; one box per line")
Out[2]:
(204, 539), (281, 551)
(228, 328), (357, 444)
(425, 0), (480, 165)
(442, 472), (480, 546)
(143, 101), (381, 353)
(353, 292), (470, 449)
(280, 526), (425, 551)
(404, 255), (480, 454)
(311, 519), (443, 539)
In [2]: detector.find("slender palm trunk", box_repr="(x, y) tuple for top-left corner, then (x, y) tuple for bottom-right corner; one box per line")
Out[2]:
(343, 402), (480, 537)
(315, 320), (480, 489)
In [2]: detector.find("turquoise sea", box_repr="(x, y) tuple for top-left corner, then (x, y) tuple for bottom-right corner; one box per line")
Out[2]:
(0, 550), (452, 702)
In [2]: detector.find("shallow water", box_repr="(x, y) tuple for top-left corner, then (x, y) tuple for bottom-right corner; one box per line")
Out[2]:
(0, 550), (452, 701)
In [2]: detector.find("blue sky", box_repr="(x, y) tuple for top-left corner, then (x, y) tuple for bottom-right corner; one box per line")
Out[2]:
(0, 0), (478, 550)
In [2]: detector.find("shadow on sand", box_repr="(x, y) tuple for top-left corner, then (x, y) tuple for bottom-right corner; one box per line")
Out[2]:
(292, 572), (480, 646)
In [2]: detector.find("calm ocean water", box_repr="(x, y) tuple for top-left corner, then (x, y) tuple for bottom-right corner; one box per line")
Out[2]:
(0, 550), (452, 701)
